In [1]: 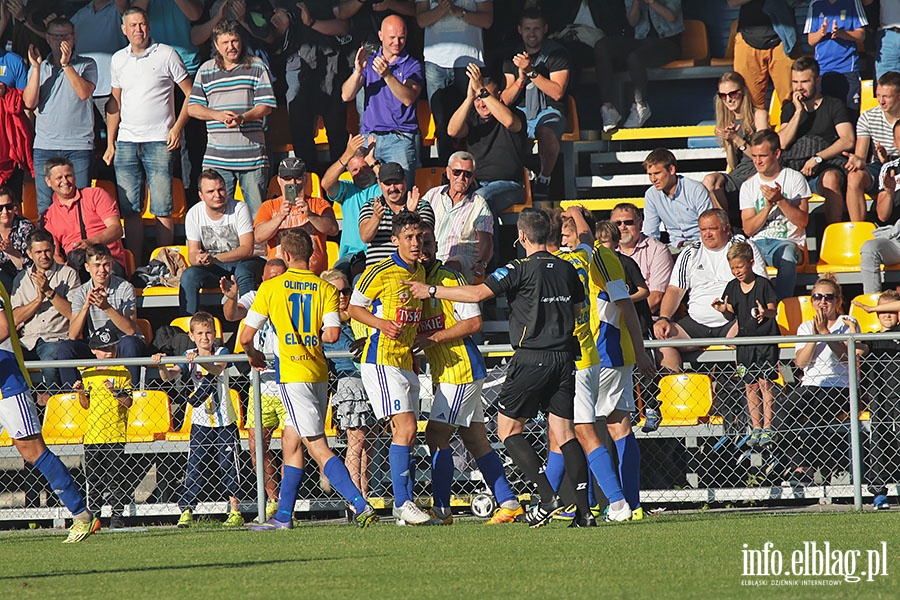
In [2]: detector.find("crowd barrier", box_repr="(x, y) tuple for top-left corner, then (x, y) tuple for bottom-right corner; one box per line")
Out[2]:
(0, 331), (896, 526)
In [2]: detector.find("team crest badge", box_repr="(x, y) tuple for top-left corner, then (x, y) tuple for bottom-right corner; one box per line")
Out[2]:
(399, 291), (410, 303)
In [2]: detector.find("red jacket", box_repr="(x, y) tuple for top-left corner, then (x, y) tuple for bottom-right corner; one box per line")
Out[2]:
(0, 87), (34, 185)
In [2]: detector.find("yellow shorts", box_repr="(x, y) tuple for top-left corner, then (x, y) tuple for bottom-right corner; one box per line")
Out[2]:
(245, 390), (287, 429)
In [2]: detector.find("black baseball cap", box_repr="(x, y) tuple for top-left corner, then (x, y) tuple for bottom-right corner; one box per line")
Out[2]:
(378, 162), (405, 183)
(278, 157), (306, 179)
(89, 327), (119, 350)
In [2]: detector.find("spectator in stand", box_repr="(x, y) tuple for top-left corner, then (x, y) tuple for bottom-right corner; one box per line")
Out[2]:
(785, 273), (859, 486)
(0, 43), (31, 192)
(415, 0), (492, 163)
(844, 71), (900, 222)
(804, 0), (867, 118)
(10, 228), (80, 396)
(270, 0), (349, 171)
(321, 134), (381, 280)
(652, 209), (766, 372)
(105, 6), (192, 264)
(0, 186), (32, 290)
(595, 0), (685, 132)
(23, 17), (96, 217)
(641, 148), (714, 249)
(41, 157), (127, 277)
(740, 129), (811, 300)
(70, 0), (127, 126)
(731, 0), (795, 112)
(862, 0), (900, 79)
(188, 19), (276, 217)
(548, 0), (625, 79)
(702, 71), (771, 223)
(859, 120), (900, 293)
(358, 162), (435, 267)
(181, 169), (262, 315)
(421, 150), (493, 283)
(341, 14), (423, 186)
(58, 243), (146, 387)
(778, 56), (855, 226)
(191, 0), (278, 52)
(610, 202), (674, 316)
(501, 7), (568, 199)
(254, 157), (339, 275)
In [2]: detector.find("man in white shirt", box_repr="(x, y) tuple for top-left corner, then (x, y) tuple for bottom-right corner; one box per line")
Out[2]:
(740, 129), (811, 300)
(180, 169), (262, 315)
(103, 6), (193, 263)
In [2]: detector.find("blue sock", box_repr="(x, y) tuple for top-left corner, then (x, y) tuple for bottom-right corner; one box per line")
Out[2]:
(430, 448), (454, 509)
(615, 433), (641, 509)
(407, 452), (416, 501)
(389, 444), (412, 505)
(323, 456), (368, 514)
(34, 448), (86, 516)
(544, 451), (565, 493)
(587, 472), (597, 507)
(475, 450), (516, 505)
(587, 446), (625, 504)
(276, 465), (304, 522)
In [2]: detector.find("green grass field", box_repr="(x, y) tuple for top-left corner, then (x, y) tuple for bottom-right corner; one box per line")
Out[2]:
(1, 511), (897, 599)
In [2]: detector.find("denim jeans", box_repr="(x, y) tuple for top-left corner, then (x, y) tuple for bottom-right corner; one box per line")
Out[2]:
(478, 180), (525, 268)
(370, 131), (419, 189)
(22, 338), (64, 392)
(33, 148), (92, 216)
(877, 30), (900, 81)
(180, 259), (264, 315)
(425, 63), (469, 163)
(113, 141), (174, 217)
(216, 166), (268, 218)
(178, 424), (241, 510)
(753, 237), (799, 300)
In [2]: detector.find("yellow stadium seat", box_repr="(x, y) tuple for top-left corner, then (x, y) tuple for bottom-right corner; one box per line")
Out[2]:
(0, 428), (12, 446)
(418, 99), (437, 146)
(657, 373), (714, 426)
(42, 393), (89, 444)
(769, 88), (782, 130)
(710, 20), (738, 67)
(166, 405), (192, 441)
(849, 293), (884, 334)
(137, 246), (191, 297)
(231, 389), (244, 430)
(22, 181), (39, 222)
(816, 221), (875, 273)
(170, 315), (223, 339)
(123, 249), (136, 278)
(136, 318), (154, 343)
(150, 245), (190, 265)
(127, 390), (172, 442)
(561, 95), (580, 142)
(662, 20), (710, 68)
(326, 240), (339, 270)
(324, 403), (338, 437)
(861, 80), (876, 113)
(92, 179), (118, 202)
(776, 296), (814, 335)
(142, 178), (187, 225)
(415, 167), (443, 192)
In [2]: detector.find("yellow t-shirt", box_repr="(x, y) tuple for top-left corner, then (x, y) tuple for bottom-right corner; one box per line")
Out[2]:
(555, 245), (600, 370)
(80, 365), (130, 444)
(589, 243), (636, 368)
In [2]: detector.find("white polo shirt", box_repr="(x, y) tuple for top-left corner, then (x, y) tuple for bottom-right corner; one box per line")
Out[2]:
(110, 42), (188, 143)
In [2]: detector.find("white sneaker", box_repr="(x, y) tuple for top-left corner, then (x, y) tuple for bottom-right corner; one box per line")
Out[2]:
(622, 102), (651, 128)
(601, 105), (621, 132)
(392, 501), (434, 526)
(605, 501), (633, 522)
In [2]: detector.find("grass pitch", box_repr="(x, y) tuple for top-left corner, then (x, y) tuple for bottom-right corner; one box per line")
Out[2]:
(0, 511), (897, 599)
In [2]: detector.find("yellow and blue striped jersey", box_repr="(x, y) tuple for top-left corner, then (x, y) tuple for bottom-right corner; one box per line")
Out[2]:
(589, 243), (635, 368)
(555, 245), (600, 369)
(80, 365), (130, 444)
(246, 268), (340, 383)
(0, 282), (31, 398)
(351, 252), (425, 371)
(419, 261), (487, 385)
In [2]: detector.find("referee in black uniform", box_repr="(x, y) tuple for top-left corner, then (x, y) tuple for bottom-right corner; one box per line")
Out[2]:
(405, 209), (592, 527)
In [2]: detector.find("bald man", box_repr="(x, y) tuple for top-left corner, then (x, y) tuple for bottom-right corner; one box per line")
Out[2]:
(342, 15), (423, 187)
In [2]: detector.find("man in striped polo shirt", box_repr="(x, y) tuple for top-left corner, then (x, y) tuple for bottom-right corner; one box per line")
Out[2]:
(188, 19), (276, 217)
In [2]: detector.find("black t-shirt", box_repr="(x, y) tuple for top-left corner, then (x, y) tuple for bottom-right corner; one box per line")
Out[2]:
(483, 250), (585, 352)
(780, 96), (851, 149)
(865, 324), (900, 355)
(466, 109), (528, 184)
(869, 190), (900, 227)
(618, 251), (652, 334)
(738, 0), (781, 50)
(723, 276), (779, 337)
(502, 40), (569, 113)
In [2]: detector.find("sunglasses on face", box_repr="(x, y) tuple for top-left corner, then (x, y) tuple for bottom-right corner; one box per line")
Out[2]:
(613, 219), (635, 227)
(450, 169), (474, 179)
(718, 90), (743, 101)
(339, 287), (352, 295)
(0, 204), (16, 212)
(811, 293), (837, 302)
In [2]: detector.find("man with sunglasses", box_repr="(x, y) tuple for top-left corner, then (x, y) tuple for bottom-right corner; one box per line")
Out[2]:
(610, 202), (674, 317)
(420, 151), (493, 284)
(254, 157), (338, 275)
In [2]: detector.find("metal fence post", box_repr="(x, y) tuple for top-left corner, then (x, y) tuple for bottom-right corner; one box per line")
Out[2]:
(251, 368), (266, 523)
(847, 335), (863, 511)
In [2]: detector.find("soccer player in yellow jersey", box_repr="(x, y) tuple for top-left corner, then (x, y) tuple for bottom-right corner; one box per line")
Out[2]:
(348, 211), (435, 526)
(417, 225), (524, 525)
(243, 229), (378, 529)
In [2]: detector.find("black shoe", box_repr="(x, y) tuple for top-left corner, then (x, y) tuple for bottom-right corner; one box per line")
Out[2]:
(525, 496), (563, 529)
(568, 513), (597, 528)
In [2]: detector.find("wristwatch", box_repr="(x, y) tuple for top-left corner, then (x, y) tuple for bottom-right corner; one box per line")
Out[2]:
(525, 69), (538, 80)
(44, 290), (56, 301)
(814, 155), (824, 164)
(428, 285), (437, 299)
(477, 87), (491, 99)
(738, 144), (747, 152)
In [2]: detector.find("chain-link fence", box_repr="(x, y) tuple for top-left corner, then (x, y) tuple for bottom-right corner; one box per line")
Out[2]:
(0, 332), (896, 526)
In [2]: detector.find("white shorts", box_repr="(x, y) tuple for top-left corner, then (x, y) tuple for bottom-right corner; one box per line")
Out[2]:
(360, 363), (420, 420)
(0, 390), (41, 439)
(573, 364), (601, 424)
(277, 382), (329, 438)
(595, 365), (635, 419)
(429, 380), (485, 427)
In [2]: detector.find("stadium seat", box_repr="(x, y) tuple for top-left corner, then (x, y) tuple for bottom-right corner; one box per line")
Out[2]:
(92, 179), (118, 202)
(415, 167), (444, 191)
(166, 405), (192, 441)
(267, 106), (293, 153)
(561, 95), (580, 142)
(815, 221), (876, 273)
(137, 246), (190, 297)
(768, 89), (782, 130)
(136, 318), (154, 343)
(500, 168), (533, 215)
(861, 80), (876, 113)
(123, 249), (136, 277)
(42, 393), (89, 444)
(21, 181), (38, 222)
(661, 20), (710, 68)
(142, 178), (187, 226)
(0, 428), (11, 446)
(418, 99), (437, 146)
(170, 315), (223, 339)
(327, 240), (339, 269)
(127, 390), (172, 442)
(849, 293), (883, 333)
(776, 296), (814, 335)
(657, 373), (713, 426)
(710, 21), (737, 67)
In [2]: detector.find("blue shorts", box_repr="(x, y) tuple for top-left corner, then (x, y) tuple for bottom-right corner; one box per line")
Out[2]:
(519, 106), (566, 139)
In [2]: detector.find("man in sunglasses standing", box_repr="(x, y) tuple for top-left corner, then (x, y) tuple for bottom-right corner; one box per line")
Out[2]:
(420, 151), (493, 284)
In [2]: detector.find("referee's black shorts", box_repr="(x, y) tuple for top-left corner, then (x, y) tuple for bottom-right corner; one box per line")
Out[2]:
(495, 349), (576, 420)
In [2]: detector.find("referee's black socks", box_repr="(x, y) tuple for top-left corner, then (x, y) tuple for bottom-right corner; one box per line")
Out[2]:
(560, 439), (591, 517)
(503, 434), (557, 502)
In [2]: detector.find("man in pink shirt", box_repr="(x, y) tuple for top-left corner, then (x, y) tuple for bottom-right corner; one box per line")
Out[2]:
(610, 202), (674, 316)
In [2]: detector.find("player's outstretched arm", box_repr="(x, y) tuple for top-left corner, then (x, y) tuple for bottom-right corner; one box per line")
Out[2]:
(403, 280), (495, 303)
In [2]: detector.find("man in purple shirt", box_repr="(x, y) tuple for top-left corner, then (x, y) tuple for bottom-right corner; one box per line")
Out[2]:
(341, 14), (422, 187)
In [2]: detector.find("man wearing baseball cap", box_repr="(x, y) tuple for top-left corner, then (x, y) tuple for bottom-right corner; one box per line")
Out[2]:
(358, 162), (435, 267)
